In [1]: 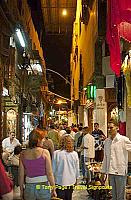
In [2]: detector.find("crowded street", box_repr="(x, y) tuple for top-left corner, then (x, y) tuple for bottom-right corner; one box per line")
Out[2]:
(0, 0), (131, 200)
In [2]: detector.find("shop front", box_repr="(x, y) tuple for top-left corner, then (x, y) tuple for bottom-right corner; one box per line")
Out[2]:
(3, 96), (18, 138)
(7, 109), (17, 134)
(105, 88), (117, 121)
(122, 49), (131, 141)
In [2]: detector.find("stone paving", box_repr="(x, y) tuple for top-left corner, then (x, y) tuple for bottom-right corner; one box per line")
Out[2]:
(72, 177), (90, 200)
(72, 184), (131, 200)
(72, 188), (89, 200)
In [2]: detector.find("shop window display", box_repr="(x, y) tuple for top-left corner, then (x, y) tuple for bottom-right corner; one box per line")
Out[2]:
(7, 109), (17, 134)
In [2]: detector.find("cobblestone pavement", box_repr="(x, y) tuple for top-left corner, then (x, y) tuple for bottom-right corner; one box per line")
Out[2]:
(72, 189), (89, 200)
(72, 184), (131, 200)
(72, 177), (90, 200)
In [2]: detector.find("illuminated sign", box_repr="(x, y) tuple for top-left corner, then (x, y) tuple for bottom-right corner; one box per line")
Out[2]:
(86, 85), (96, 100)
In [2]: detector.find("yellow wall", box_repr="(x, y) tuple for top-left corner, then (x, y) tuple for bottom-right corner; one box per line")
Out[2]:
(71, 0), (98, 100)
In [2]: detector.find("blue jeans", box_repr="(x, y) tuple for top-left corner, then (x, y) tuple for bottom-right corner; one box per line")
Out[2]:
(109, 174), (127, 200)
(24, 182), (51, 200)
(80, 155), (85, 177)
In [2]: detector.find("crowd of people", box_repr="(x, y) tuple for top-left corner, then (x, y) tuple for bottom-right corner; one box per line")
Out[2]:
(1, 119), (131, 200)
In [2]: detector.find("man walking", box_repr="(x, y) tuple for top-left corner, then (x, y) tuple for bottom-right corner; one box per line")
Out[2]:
(48, 124), (59, 150)
(81, 127), (95, 183)
(74, 126), (83, 154)
(101, 119), (131, 200)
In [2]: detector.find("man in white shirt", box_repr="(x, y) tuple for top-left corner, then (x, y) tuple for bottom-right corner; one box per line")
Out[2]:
(48, 125), (60, 150)
(59, 125), (66, 137)
(101, 119), (131, 200)
(81, 127), (95, 183)
(2, 132), (21, 164)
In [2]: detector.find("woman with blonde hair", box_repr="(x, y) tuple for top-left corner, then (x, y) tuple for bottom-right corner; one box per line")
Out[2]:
(19, 129), (56, 200)
(52, 135), (79, 200)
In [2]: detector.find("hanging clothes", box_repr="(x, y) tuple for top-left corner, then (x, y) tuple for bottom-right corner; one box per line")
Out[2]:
(106, 0), (131, 76)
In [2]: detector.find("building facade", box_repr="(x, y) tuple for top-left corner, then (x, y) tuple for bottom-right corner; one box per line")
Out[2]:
(70, 0), (98, 127)
(0, 0), (47, 154)
(70, 0), (118, 135)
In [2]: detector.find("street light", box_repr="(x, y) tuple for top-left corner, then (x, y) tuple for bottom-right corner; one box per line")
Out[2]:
(56, 100), (62, 123)
(62, 9), (67, 16)
(16, 28), (26, 48)
(57, 100), (63, 104)
(56, 100), (67, 123)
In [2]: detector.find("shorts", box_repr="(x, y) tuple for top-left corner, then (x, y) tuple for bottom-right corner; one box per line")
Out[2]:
(24, 182), (51, 200)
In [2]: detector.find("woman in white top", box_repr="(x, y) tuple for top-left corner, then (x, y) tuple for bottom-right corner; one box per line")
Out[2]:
(52, 135), (79, 200)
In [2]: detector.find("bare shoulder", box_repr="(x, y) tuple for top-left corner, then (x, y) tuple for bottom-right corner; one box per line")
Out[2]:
(36, 147), (49, 155)
(42, 148), (50, 156)
(48, 138), (53, 144)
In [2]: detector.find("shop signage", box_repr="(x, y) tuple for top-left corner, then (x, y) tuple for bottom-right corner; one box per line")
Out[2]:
(5, 101), (17, 107)
(95, 89), (107, 136)
(105, 88), (116, 103)
(96, 95), (105, 110)
(86, 85), (96, 100)
(41, 85), (48, 92)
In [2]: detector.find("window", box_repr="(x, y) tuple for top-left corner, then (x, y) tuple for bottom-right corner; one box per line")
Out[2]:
(81, 0), (90, 25)
(79, 54), (83, 90)
(105, 42), (110, 56)
(79, 16), (81, 35)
